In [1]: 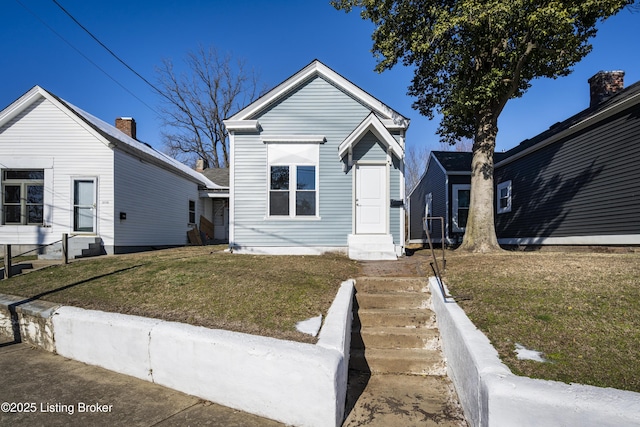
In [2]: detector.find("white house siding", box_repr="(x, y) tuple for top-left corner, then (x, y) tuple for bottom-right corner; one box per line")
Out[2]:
(0, 97), (115, 251)
(113, 150), (200, 251)
(232, 76), (372, 249)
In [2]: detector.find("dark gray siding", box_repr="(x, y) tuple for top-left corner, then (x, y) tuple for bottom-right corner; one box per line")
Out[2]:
(408, 156), (447, 241)
(495, 103), (640, 239)
(447, 174), (471, 242)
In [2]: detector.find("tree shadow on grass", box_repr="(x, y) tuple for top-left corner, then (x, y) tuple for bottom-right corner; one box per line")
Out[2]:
(1, 264), (142, 347)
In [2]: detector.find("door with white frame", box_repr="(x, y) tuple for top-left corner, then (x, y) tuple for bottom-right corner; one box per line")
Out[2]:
(73, 178), (97, 233)
(355, 164), (387, 234)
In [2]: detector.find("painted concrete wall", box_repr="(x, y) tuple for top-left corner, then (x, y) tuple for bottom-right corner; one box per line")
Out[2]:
(1, 280), (355, 427)
(429, 277), (640, 427)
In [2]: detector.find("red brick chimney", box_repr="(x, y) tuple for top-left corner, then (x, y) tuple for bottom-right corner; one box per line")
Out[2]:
(115, 117), (137, 139)
(588, 71), (625, 107)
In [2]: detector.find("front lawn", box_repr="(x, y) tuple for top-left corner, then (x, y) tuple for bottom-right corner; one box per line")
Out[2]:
(435, 249), (640, 393)
(0, 246), (360, 343)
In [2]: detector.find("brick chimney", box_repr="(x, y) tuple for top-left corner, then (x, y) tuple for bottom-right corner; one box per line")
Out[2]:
(195, 158), (205, 172)
(115, 117), (137, 140)
(588, 71), (625, 107)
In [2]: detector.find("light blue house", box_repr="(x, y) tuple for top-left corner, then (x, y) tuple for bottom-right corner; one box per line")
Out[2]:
(224, 60), (409, 260)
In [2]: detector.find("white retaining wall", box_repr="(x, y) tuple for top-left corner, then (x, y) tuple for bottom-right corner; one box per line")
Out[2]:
(429, 277), (640, 427)
(1, 279), (355, 427)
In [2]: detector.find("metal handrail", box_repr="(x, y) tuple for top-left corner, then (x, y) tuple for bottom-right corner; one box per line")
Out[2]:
(2, 234), (79, 279)
(423, 216), (453, 301)
(0, 234), (79, 262)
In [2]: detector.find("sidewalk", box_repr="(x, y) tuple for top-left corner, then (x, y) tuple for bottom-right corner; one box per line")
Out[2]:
(0, 337), (283, 426)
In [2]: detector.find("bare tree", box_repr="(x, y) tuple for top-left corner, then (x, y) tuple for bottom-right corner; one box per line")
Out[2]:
(439, 138), (473, 152)
(404, 144), (430, 195)
(156, 45), (263, 168)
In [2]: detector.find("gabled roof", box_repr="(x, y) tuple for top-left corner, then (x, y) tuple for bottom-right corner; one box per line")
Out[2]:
(225, 60), (410, 130)
(432, 151), (473, 172)
(497, 78), (640, 167)
(0, 85), (220, 189)
(339, 113), (404, 160)
(430, 150), (510, 173)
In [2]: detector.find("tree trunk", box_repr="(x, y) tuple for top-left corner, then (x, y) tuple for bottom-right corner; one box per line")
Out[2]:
(458, 111), (502, 253)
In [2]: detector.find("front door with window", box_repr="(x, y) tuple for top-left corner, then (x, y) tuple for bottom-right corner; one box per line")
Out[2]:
(355, 164), (386, 234)
(73, 178), (96, 233)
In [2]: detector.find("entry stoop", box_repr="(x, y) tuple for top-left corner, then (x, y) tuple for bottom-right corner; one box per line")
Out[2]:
(347, 234), (397, 261)
(344, 276), (466, 426)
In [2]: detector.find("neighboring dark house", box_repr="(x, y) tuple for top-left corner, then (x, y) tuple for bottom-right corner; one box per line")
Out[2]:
(408, 70), (640, 247)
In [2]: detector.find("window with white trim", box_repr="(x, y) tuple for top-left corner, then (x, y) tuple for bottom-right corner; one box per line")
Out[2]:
(452, 184), (470, 232)
(267, 142), (319, 218)
(188, 200), (196, 224)
(2, 170), (44, 225)
(497, 180), (512, 214)
(424, 193), (433, 233)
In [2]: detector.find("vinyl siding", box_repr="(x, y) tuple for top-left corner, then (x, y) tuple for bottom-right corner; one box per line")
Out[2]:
(389, 154), (402, 244)
(447, 175), (471, 241)
(495, 103), (640, 239)
(353, 131), (403, 242)
(113, 150), (201, 247)
(408, 156), (448, 242)
(232, 76), (372, 248)
(0, 97), (115, 247)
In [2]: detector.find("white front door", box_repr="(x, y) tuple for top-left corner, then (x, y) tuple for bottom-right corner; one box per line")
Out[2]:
(355, 164), (386, 234)
(73, 178), (96, 233)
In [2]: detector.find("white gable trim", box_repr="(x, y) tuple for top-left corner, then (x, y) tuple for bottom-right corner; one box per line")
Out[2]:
(0, 86), (112, 149)
(261, 135), (326, 144)
(227, 60), (409, 129)
(224, 120), (260, 132)
(338, 113), (404, 161)
(0, 86), (219, 189)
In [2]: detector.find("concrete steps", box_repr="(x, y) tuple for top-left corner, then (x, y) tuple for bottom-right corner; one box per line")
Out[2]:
(349, 277), (444, 376)
(347, 234), (397, 261)
(344, 275), (466, 425)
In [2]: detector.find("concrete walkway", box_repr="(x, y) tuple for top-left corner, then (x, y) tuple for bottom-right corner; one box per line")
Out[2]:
(343, 251), (467, 426)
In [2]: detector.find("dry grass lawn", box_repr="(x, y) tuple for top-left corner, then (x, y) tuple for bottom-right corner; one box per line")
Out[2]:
(435, 249), (640, 393)
(0, 246), (360, 343)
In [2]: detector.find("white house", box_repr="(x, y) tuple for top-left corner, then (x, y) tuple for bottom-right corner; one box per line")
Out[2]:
(0, 85), (221, 259)
(224, 60), (410, 260)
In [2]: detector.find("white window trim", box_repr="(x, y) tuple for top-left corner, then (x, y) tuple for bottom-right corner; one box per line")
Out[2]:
(188, 199), (197, 225)
(72, 177), (98, 234)
(1, 169), (45, 226)
(497, 180), (512, 214)
(266, 141), (320, 220)
(267, 164), (319, 219)
(424, 193), (433, 233)
(452, 184), (470, 233)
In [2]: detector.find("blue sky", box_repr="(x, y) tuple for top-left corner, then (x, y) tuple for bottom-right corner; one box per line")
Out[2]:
(3, 0), (639, 155)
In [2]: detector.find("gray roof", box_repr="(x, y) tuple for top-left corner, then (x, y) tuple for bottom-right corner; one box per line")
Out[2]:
(501, 79), (640, 160)
(201, 168), (229, 188)
(36, 86), (221, 190)
(432, 78), (640, 172)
